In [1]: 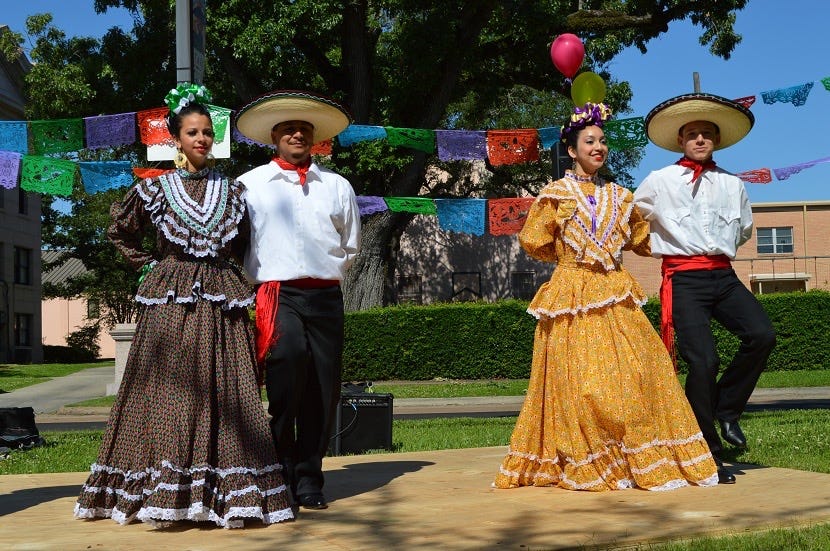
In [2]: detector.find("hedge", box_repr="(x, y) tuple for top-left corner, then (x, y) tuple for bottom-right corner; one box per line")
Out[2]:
(343, 290), (830, 381)
(42, 345), (97, 364)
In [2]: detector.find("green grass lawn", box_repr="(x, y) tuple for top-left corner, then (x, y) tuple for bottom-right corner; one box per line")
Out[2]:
(0, 361), (113, 393)
(377, 369), (830, 398)
(3, 409), (829, 475)
(631, 523), (830, 551)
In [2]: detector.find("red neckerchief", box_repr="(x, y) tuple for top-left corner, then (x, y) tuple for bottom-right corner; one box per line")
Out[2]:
(676, 156), (716, 183)
(273, 156), (311, 185)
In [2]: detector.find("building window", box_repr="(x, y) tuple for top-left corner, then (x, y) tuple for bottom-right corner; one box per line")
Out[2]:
(14, 247), (31, 285)
(397, 275), (422, 304)
(14, 313), (32, 346)
(451, 271), (481, 302)
(511, 271), (536, 300)
(18, 187), (28, 215)
(757, 227), (793, 254)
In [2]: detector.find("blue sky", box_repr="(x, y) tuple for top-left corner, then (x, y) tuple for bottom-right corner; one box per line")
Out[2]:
(611, 2), (830, 204)
(4, 1), (133, 44)
(3, 2), (828, 204)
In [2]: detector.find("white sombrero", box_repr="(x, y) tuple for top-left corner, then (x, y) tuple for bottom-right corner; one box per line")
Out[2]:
(235, 90), (352, 145)
(645, 93), (754, 152)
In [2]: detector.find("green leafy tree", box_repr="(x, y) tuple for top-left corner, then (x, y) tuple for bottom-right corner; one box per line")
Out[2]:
(41, 186), (147, 327)
(6, 13), (158, 327)
(204, 0), (748, 309)
(9, 1), (749, 312)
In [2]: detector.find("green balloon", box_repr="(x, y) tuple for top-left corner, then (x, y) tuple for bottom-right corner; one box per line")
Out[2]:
(570, 71), (606, 105)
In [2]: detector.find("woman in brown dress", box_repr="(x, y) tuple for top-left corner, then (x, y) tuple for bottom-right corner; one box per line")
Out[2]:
(74, 84), (294, 528)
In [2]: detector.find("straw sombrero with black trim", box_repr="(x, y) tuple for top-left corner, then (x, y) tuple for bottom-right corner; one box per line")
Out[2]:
(645, 93), (754, 152)
(235, 90), (352, 145)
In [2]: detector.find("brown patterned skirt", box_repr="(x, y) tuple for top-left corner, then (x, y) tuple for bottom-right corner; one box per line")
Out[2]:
(74, 300), (293, 528)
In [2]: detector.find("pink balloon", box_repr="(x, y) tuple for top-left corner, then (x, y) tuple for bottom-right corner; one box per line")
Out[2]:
(550, 33), (585, 79)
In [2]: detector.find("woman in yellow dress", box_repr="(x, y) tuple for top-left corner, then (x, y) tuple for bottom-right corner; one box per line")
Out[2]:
(494, 103), (721, 491)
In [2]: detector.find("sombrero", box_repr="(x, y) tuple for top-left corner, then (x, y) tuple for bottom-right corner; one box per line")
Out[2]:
(235, 90), (352, 145)
(645, 93), (754, 152)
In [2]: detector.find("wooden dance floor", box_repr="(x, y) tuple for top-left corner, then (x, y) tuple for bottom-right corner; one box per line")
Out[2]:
(2, 446), (830, 550)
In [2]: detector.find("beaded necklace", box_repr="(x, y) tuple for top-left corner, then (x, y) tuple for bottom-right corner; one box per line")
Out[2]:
(177, 166), (210, 180)
(563, 169), (596, 184)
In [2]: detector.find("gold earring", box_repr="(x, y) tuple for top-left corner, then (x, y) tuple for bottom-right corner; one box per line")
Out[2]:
(205, 152), (216, 169)
(174, 149), (187, 169)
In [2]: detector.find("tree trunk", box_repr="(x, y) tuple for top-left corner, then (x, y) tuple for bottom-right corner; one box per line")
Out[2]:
(343, 210), (409, 311)
(341, 0), (373, 121)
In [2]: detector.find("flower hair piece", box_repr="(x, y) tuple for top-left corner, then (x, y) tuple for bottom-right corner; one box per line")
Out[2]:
(164, 83), (212, 115)
(560, 102), (612, 143)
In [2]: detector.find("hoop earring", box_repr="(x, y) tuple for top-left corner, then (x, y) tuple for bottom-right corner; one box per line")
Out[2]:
(174, 149), (187, 169)
(206, 152), (216, 169)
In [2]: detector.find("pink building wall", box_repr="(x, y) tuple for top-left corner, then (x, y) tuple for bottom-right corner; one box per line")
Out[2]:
(41, 297), (115, 359)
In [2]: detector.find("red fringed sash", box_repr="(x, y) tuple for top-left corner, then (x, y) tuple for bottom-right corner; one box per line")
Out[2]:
(660, 254), (731, 370)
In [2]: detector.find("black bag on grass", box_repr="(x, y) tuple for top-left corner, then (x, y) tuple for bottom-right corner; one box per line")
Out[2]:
(0, 406), (46, 450)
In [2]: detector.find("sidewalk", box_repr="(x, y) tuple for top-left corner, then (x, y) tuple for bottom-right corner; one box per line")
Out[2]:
(0, 366), (114, 413)
(4, 365), (830, 420)
(30, 386), (830, 431)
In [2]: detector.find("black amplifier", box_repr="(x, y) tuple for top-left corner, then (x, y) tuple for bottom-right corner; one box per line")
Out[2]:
(328, 392), (394, 456)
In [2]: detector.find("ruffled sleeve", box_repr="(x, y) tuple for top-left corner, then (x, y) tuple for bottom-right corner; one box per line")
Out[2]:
(107, 183), (156, 270)
(620, 188), (651, 257)
(519, 181), (576, 263)
(519, 196), (558, 263)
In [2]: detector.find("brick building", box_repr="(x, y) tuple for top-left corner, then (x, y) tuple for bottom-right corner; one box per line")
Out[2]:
(622, 200), (830, 297)
(395, 199), (830, 304)
(41, 250), (116, 359)
(0, 27), (40, 363)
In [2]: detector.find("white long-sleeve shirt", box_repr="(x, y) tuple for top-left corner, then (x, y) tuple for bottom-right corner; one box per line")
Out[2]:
(633, 164), (753, 259)
(239, 160), (361, 283)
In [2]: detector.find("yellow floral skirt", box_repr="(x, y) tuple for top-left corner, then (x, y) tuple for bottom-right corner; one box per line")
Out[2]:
(495, 298), (718, 491)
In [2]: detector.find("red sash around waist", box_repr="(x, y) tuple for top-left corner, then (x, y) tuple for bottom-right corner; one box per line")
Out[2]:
(254, 278), (340, 382)
(660, 254), (732, 369)
(282, 278), (339, 289)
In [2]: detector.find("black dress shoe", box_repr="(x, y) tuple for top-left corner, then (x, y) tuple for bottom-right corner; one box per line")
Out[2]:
(719, 419), (748, 448)
(717, 466), (736, 484)
(297, 493), (328, 509)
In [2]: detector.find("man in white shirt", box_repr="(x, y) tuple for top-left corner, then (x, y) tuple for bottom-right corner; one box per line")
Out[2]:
(236, 91), (360, 510)
(634, 93), (776, 484)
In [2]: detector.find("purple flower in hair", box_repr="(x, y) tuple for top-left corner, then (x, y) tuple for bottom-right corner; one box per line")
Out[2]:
(560, 102), (613, 143)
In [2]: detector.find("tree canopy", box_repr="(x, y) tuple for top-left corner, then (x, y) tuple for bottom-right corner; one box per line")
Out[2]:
(7, 0), (749, 314)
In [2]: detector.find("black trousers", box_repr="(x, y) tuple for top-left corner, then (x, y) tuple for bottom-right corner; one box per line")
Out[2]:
(264, 285), (344, 497)
(671, 268), (776, 454)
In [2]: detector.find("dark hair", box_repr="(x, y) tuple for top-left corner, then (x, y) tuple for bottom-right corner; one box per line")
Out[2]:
(166, 102), (213, 138)
(560, 102), (612, 149)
